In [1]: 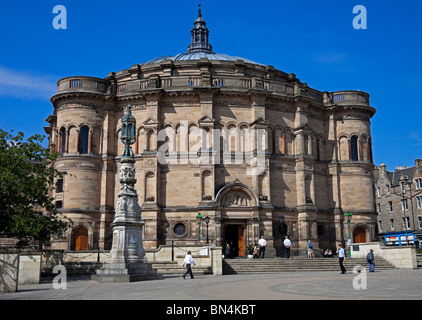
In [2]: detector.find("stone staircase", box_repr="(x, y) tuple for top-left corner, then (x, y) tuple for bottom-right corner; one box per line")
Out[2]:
(41, 260), (213, 280)
(41, 261), (103, 281)
(150, 261), (213, 276)
(223, 257), (396, 274)
(417, 254), (422, 268)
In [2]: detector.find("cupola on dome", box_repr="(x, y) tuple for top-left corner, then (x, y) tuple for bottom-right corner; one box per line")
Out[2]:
(140, 4), (263, 66)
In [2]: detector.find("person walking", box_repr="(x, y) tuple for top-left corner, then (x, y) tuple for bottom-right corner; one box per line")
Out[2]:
(337, 244), (347, 274)
(307, 240), (314, 258)
(258, 236), (266, 259)
(182, 250), (196, 279)
(367, 249), (375, 272)
(283, 236), (292, 258)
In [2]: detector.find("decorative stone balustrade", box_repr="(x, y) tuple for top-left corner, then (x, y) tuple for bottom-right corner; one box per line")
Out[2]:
(324, 90), (370, 106)
(57, 76), (108, 94)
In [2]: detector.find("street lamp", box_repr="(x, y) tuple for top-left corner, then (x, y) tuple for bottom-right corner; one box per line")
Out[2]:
(120, 105), (136, 160)
(399, 175), (411, 245)
(203, 216), (211, 244)
(345, 212), (353, 258)
(196, 213), (203, 245)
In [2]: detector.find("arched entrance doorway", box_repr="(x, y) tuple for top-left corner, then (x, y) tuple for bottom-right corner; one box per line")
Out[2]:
(215, 181), (260, 257)
(353, 226), (367, 243)
(72, 226), (89, 251)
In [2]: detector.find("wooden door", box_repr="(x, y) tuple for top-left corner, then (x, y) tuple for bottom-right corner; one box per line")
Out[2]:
(353, 227), (367, 243)
(73, 227), (88, 251)
(238, 225), (245, 257)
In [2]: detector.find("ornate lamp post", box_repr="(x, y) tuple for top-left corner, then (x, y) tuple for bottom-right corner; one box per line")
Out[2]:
(196, 213), (203, 245)
(345, 212), (353, 258)
(204, 216), (211, 244)
(94, 105), (161, 282)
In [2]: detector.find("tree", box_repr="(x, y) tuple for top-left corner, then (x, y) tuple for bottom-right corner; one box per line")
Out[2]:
(0, 129), (72, 246)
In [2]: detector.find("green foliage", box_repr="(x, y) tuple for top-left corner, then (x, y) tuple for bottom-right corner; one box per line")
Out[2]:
(0, 129), (72, 244)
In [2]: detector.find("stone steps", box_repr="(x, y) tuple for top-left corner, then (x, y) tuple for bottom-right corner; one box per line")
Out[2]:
(151, 261), (213, 275)
(41, 262), (103, 279)
(41, 260), (213, 279)
(223, 257), (396, 274)
(416, 254), (422, 268)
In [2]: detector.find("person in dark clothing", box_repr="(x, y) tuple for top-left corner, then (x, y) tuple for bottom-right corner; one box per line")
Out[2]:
(367, 249), (375, 272)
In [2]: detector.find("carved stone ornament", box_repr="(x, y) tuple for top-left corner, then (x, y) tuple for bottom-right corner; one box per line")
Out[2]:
(223, 192), (251, 207)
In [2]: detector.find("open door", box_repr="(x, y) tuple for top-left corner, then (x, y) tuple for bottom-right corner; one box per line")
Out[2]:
(238, 225), (245, 257)
(353, 227), (367, 243)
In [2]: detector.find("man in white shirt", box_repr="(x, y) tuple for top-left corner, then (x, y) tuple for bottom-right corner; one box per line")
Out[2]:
(182, 250), (196, 279)
(336, 244), (347, 274)
(258, 236), (266, 259)
(283, 236), (292, 258)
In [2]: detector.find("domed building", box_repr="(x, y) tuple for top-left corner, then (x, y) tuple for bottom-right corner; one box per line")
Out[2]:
(45, 6), (377, 256)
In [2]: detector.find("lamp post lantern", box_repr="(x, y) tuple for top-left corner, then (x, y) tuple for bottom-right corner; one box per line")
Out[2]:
(120, 104), (136, 160)
(196, 213), (203, 245)
(345, 212), (353, 258)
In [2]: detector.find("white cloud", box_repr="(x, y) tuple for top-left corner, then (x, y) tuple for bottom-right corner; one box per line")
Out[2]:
(0, 65), (57, 100)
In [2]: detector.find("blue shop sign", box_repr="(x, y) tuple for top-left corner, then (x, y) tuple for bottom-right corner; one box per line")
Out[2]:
(385, 232), (415, 246)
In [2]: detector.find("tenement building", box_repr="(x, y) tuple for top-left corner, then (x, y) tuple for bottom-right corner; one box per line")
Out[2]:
(374, 160), (422, 244)
(44, 7), (377, 256)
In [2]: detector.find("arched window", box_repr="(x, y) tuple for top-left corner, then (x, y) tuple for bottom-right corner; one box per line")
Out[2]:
(351, 136), (359, 161)
(78, 126), (89, 154)
(59, 127), (66, 154)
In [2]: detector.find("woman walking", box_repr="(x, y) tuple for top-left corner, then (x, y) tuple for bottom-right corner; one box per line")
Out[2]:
(183, 251), (196, 279)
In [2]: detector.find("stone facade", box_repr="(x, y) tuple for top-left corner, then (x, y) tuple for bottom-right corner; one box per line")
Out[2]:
(374, 160), (422, 237)
(44, 8), (377, 256)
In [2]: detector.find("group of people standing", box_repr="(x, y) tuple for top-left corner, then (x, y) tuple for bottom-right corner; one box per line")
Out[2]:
(253, 236), (292, 259)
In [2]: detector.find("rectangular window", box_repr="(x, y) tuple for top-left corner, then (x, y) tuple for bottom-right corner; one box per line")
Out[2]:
(416, 196), (421, 209)
(55, 201), (63, 210)
(56, 179), (64, 193)
(403, 217), (410, 229)
(390, 219), (395, 230)
(377, 187), (381, 197)
(378, 221), (382, 232)
(400, 182), (406, 193)
(386, 185), (390, 194)
(377, 203), (381, 214)
(389, 201), (393, 212)
(418, 217), (422, 229)
(415, 179), (422, 190)
(401, 199), (408, 211)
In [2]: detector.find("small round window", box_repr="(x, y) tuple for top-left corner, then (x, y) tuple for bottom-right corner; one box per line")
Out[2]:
(173, 223), (187, 237)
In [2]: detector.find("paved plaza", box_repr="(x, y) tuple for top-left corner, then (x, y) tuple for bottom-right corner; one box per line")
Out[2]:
(1, 269), (422, 300)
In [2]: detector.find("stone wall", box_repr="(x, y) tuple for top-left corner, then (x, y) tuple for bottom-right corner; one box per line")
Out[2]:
(0, 252), (19, 293)
(351, 242), (417, 269)
(0, 250), (42, 293)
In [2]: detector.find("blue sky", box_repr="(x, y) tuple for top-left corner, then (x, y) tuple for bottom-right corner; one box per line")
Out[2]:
(0, 0), (421, 170)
